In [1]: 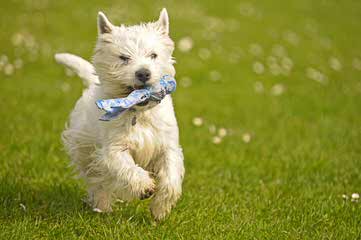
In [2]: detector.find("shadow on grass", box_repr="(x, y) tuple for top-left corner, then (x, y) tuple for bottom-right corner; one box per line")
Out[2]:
(0, 177), (154, 225)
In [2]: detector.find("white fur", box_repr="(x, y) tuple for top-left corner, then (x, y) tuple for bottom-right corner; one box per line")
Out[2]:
(59, 8), (184, 221)
(55, 53), (100, 87)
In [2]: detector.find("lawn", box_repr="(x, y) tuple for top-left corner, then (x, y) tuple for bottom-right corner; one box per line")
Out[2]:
(1, 0), (361, 239)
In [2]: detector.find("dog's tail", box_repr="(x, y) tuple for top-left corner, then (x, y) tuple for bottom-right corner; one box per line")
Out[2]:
(55, 53), (100, 87)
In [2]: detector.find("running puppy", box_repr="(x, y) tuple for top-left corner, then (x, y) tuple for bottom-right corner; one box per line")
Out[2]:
(57, 8), (184, 221)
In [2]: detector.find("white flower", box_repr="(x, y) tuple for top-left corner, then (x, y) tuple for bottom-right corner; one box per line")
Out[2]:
(208, 125), (217, 134)
(178, 37), (193, 52)
(254, 81), (264, 93)
(352, 58), (361, 71)
(93, 208), (103, 213)
(0, 54), (8, 67)
(180, 77), (192, 88)
(242, 133), (251, 143)
(4, 64), (14, 76)
(252, 61), (264, 74)
(283, 30), (299, 46)
(24, 35), (37, 49)
(209, 70), (221, 81)
(11, 33), (24, 46)
(281, 57), (293, 72)
(267, 56), (277, 65)
(306, 67), (328, 84)
(19, 203), (26, 211)
(271, 44), (287, 57)
(14, 58), (23, 69)
(249, 43), (263, 56)
(212, 136), (222, 144)
(329, 57), (342, 71)
(218, 128), (227, 137)
(271, 83), (285, 96)
(351, 193), (359, 202)
(269, 63), (282, 76)
(198, 48), (211, 60)
(192, 117), (203, 127)
(239, 3), (257, 17)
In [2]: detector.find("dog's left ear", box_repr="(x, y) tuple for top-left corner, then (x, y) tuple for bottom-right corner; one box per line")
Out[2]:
(158, 8), (169, 35)
(98, 11), (114, 35)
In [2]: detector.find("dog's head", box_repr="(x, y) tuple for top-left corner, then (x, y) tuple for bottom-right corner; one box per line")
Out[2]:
(93, 8), (175, 98)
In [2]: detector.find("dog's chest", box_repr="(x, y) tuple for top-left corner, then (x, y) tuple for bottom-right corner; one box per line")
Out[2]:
(127, 120), (163, 168)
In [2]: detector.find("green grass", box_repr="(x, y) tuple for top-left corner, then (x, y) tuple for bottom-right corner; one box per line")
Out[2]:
(1, 0), (361, 239)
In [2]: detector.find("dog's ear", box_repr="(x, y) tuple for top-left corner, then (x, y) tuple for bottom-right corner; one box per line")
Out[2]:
(157, 8), (169, 35)
(98, 12), (113, 35)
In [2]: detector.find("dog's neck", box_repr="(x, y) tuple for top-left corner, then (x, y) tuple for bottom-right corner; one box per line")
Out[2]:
(109, 103), (161, 128)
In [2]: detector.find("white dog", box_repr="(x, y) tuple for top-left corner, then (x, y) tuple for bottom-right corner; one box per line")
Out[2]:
(56, 8), (184, 221)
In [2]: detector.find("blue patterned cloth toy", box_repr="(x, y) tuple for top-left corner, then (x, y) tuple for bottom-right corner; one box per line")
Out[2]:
(96, 75), (176, 121)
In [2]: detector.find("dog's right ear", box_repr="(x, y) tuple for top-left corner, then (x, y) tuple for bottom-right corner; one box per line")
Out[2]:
(98, 12), (113, 35)
(157, 8), (169, 35)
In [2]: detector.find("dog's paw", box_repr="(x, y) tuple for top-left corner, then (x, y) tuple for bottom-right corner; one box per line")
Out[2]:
(149, 184), (182, 221)
(140, 187), (155, 200)
(91, 191), (113, 213)
(139, 173), (155, 200)
(92, 207), (113, 213)
(132, 169), (155, 200)
(149, 194), (173, 221)
(150, 202), (171, 221)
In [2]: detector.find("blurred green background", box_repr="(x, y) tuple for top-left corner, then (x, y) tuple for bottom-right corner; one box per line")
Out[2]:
(0, 0), (361, 239)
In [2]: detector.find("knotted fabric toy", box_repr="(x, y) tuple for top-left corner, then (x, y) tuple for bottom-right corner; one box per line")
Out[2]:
(96, 75), (176, 121)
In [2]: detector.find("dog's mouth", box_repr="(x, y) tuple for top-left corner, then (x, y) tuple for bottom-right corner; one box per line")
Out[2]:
(127, 84), (148, 91)
(137, 99), (150, 106)
(126, 85), (150, 106)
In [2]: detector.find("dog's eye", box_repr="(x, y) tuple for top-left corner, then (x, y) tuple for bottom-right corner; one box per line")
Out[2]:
(150, 53), (157, 59)
(119, 55), (130, 64)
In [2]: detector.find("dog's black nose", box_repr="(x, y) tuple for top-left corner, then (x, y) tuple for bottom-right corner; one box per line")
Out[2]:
(135, 68), (151, 83)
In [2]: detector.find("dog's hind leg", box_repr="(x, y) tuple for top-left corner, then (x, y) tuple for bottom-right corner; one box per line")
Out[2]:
(150, 147), (185, 221)
(88, 186), (113, 212)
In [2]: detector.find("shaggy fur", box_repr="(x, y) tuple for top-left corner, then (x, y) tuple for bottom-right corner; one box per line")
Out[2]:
(58, 8), (184, 221)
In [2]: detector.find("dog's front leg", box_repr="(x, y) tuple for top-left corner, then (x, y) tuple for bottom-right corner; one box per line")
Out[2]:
(100, 147), (155, 201)
(150, 147), (184, 221)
